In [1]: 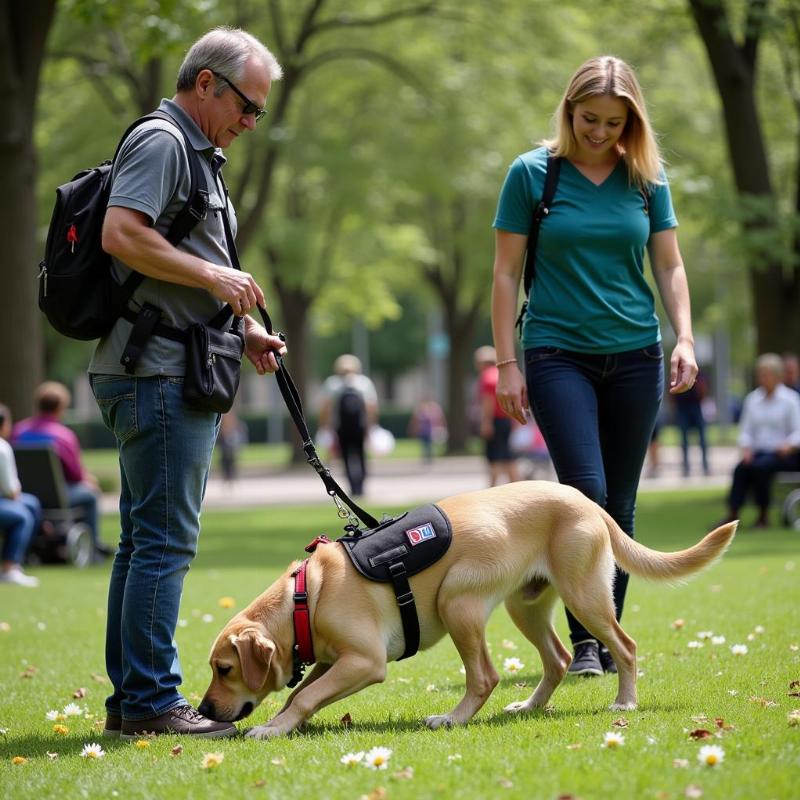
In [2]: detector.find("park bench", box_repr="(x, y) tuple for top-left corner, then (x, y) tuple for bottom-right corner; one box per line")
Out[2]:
(13, 444), (93, 567)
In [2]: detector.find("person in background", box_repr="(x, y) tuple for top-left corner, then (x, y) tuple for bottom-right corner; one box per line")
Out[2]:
(217, 410), (248, 483)
(475, 345), (520, 487)
(11, 381), (111, 561)
(490, 56), (697, 676)
(673, 368), (710, 477)
(408, 395), (447, 464)
(0, 403), (41, 587)
(319, 354), (378, 497)
(783, 352), (800, 394)
(720, 353), (800, 528)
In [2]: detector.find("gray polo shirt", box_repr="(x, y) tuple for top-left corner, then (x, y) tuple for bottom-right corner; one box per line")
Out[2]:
(89, 99), (237, 377)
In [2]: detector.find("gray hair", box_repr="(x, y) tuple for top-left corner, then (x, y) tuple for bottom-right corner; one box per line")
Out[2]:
(176, 27), (282, 94)
(755, 352), (783, 377)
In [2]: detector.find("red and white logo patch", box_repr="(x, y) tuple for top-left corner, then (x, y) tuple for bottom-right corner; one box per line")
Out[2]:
(405, 522), (436, 546)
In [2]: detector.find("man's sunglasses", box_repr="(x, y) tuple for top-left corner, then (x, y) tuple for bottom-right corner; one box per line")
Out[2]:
(210, 70), (267, 122)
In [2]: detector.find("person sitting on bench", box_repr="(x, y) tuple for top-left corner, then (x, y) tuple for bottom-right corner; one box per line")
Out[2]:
(0, 403), (41, 587)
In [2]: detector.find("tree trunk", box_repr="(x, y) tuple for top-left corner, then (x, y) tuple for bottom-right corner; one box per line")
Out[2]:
(0, 1), (57, 418)
(689, 0), (800, 354)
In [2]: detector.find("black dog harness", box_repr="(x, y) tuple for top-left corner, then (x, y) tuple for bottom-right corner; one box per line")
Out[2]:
(288, 504), (452, 686)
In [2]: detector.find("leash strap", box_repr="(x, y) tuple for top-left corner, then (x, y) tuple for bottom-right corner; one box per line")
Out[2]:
(388, 561), (420, 660)
(255, 302), (379, 530)
(288, 559), (314, 687)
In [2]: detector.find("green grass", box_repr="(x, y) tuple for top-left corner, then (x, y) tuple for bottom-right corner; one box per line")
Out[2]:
(1, 489), (798, 799)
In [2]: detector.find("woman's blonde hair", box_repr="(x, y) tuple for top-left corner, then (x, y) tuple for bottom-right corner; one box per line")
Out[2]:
(542, 55), (663, 189)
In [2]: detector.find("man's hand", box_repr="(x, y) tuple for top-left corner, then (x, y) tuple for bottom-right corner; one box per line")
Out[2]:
(210, 266), (266, 317)
(244, 317), (286, 374)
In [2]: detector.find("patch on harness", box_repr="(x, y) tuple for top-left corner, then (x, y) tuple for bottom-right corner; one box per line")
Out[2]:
(406, 522), (436, 546)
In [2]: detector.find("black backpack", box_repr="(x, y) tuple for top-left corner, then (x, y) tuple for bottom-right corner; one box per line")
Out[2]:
(337, 385), (367, 437)
(38, 109), (208, 340)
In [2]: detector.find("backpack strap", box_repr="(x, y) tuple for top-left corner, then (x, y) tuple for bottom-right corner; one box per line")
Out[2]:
(515, 155), (561, 336)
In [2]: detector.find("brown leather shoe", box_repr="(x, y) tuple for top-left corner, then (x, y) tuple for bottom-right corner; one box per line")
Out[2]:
(120, 704), (237, 740)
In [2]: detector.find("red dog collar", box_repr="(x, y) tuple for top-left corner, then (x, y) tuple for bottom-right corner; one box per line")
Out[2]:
(288, 559), (315, 687)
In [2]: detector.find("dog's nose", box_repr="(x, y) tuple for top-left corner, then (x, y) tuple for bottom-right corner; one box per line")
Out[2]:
(197, 699), (216, 719)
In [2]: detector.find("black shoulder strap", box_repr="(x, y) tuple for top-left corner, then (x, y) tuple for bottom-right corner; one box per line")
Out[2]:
(515, 155), (560, 336)
(112, 110), (209, 301)
(522, 155), (561, 298)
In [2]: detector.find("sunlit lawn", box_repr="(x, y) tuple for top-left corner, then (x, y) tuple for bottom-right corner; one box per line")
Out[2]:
(1, 489), (798, 799)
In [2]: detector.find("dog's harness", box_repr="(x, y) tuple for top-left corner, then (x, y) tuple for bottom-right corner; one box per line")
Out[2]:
(286, 509), (452, 686)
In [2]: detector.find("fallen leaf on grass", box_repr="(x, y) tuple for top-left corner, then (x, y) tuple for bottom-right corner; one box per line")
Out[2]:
(689, 729), (713, 740)
(90, 673), (109, 684)
(749, 696), (778, 708)
(73, 687), (87, 699)
(360, 788), (386, 800)
(685, 785), (704, 798)
(251, 779), (267, 788)
(612, 717), (629, 728)
(671, 618), (685, 629)
(392, 766), (414, 780)
(340, 713), (352, 727)
(566, 743), (583, 750)
(20, 666), (38, 679)
(714, 718), (735, 731)
(498, 778), (514, 788)
(673, 758), (689, 768)
(690, 714), (708, 724)
(788, 710), (800, 727)
(170, 745), (183, 757)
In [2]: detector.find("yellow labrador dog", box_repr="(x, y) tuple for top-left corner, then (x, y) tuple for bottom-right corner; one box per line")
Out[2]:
(200, 481), (736, 738)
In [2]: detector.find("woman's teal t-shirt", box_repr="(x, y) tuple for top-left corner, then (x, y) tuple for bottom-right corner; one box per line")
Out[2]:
(493, 146), (678, 354)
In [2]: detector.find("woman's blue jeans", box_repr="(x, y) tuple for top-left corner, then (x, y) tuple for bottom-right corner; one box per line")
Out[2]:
(90, 374), (218, 720)
(0, 492), (41, 563)
(525, 344), (664, 646)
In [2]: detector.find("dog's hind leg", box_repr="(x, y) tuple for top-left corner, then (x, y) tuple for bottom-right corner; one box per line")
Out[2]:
(425, 594), (499, 730)
(503, 585), (571, 714)
(558, 578), (638, 710)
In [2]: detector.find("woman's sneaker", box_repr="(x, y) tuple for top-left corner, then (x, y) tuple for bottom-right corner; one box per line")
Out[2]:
(567, 640), (602, 676)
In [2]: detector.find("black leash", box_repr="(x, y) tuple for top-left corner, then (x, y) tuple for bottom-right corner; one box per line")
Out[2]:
(254, 303), (379, 531)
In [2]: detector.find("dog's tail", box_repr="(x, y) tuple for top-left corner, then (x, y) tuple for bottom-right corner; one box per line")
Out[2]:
(603, 512), (737, 582)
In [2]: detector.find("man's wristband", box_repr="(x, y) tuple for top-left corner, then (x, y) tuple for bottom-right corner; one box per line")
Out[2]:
(496, 358), (517, 367)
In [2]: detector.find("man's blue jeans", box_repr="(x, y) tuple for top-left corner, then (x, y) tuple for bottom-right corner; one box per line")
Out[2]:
(525, 344), (664, 645)
(0, 492), (41, 563)
(90, 374), (218, 720)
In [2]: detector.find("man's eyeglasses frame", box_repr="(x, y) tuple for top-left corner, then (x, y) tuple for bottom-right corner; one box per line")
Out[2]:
(210, 70), (267, 122)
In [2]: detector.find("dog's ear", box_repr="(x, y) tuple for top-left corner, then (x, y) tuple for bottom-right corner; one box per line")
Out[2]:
(230, 629), (276, 692)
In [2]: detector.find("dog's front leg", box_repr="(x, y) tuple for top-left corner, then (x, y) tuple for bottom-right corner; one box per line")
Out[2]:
(274, 663), (330, 717)
(426, 596), (498, 730)
(246, 653), (385, 739)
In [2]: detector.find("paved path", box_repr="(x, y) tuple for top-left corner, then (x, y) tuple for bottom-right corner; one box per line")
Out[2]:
(101, 445), (736, 513)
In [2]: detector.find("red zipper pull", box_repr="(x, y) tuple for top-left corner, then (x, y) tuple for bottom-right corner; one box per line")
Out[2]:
(67, 224), (78, 253)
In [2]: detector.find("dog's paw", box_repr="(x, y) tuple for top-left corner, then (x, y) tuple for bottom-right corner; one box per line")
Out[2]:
(245, 724), (284, 740)
(609, 701), (637, 712)
(503, 700), (532, 715)
(424, 713), (455, 730)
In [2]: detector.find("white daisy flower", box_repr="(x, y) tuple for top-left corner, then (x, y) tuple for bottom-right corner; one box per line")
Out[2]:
(363, 746), (392, 770)
(753, 625), (765, 635)
(697, 744), (725, 766)
(201, 752), (224, 769)
(697, 631), (713, 640)
(687, 640), (704, 649)
(339, 751), (364, 767)
(447, 753), (462, 763)
(45, 710), (60, 721)
(711, 635), (726, 645)
(201, 614), (214, 623)
(63, 703), (83, 717)
(747, 633), (755, 641)
(503, 657), (524, 674)
(730, 644), (748, 656)
(177, 619), (188, 628)
(80, 742), (106, 759)
(603, 731), (625, 748)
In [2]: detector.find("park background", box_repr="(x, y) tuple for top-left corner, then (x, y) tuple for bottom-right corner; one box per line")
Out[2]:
(2, 2), (800, 799)
(2, 0), (800, 447)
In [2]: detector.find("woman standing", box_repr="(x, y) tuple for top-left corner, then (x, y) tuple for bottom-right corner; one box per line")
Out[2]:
(491, 56), (697, 675)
